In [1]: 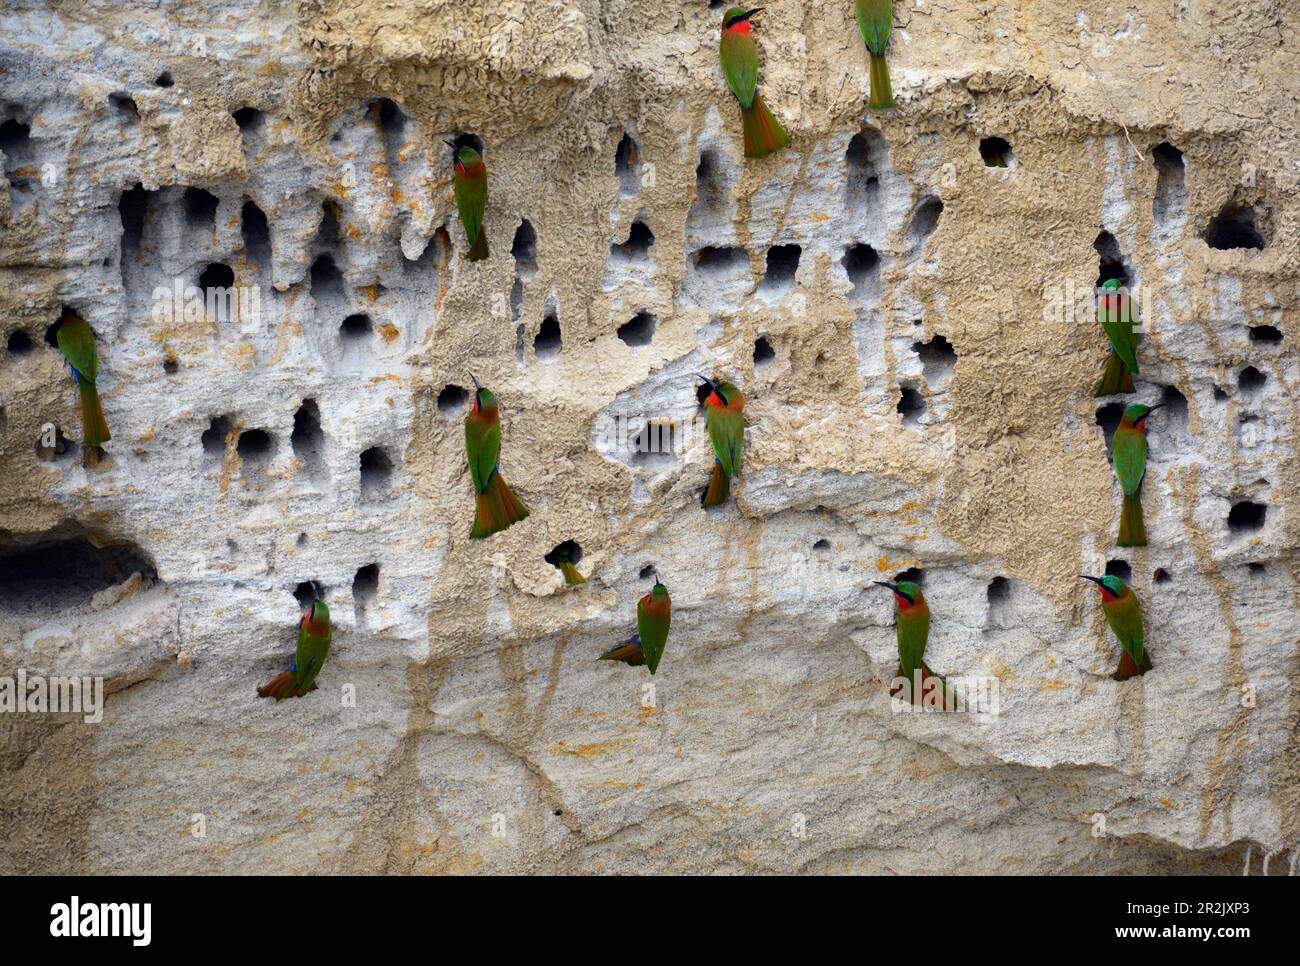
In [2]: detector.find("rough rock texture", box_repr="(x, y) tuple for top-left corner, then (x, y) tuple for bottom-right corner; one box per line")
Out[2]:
(1, 0), (1297, 874)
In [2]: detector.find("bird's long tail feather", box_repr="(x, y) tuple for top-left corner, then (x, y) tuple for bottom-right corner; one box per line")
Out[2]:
(1094, 351), (1136, 397)
(868, 51), (894, 111)
(1118, 491), (1147, 547)
(558, 561), (586, 586)
(257, 670), (317, 701)
(468, 226), (489, 262)
(78, 379), (111, 445)
(1114, 646), (1153, 681)
(701, 459), (730, 508)
(890, 662), (960, 710)
(471, 470), (529, 539)
(740, 91), (790, 160)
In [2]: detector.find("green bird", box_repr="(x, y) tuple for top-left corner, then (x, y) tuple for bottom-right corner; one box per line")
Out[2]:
(446, 141), (489, 262)
(599, 575), (672, 674)
(1081, 574), (1151, 680)
(258, 600), (332, 700)
(54, 308), (111, 446)
(1095, 279), (1139, 396)
(874, 579), (957, 709)
(698, 375), (745, 508)
(465, 374), (530, 539)
(1112, 402), (1162, 547)
(719, 7), (790, 159)
(855, 0), (895, 111)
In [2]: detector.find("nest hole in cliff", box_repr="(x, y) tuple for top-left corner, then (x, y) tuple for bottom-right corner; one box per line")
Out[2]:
(201, 415), (234, 459)
(1151, 143), (1186, 225)
(1158, 384), (1189, 430)
(437, 384), (468, 414)
(154, 71), (173, 88)
(372, 98), (406, 139)
(845, 128), (886, 211)
(512, 219), (537, 281)
(291, 400), (324, 472)
(118, 183), (149, 253)
(617, 311), (657, 347)
(1247, 562), (1266, 577)
(610, 219), (654, 264)
(340, 313), (373, 341)
(109, 92), (139, 120)
(544, 540), (583, 571)
(897, 383), (925, 427)
(0, 528), (157, 616)
(359, 446), (393, 500)
(754, 335), (775, 367)
(236, 429), (273, 465)
(232, 106), (263, 133)
(34, 424), (72, 462)
(638, 564), (657, 580)
(310, 253), (343, 300)
(294, 580), (324, 610)
(986, 576), (1011, 626)
(906, 195), (944, 254)
(979, 136), (1014, 168)
(1153, 567), (1172, 584)
(760, 244), (801, 296)
(1237, 365), (1266, 395)
(693, 246), (749, 281)
(534, 311), (562, 361)
(1, 119), (36, 207)
(6, 329), (33, 355)
(1095, 402), (1125, 458)
(615, 131), (640, 196)
(1249, 324), (1282, 345)
(893, 567), (925, 586)
(842, 243), (880, 298)
(913, 335), (956, 385)
(197, 263), (236, 322)
(1104, 559), (1131, 582)
(162, 353), (179, 374)
(1204, 204), (1266, 251)
(1093, 230), (1130, 286)
(1227, 501), (1266, 534)
(353, 563), (379, 608)
(812, 538), (830, 552)
(241, 199), (271, 267)
(690, 147), (728, 222)
(183, 187), (218, 230)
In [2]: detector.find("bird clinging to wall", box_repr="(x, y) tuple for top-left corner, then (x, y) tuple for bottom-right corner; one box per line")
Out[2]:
(718, 7), (791, 159)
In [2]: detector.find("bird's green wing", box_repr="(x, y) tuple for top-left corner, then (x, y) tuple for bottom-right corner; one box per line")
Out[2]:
(707, 407), (744, 478)
(637, 597), (671, 675)
(855, 0), (893, 55)
(1100, 297), (1140, 374)
(1106, 593), (1145, 669)
(294, 623), (330, 694)
(454, 169), (486, 249)
(897, 609), (930, 679)
(464, 417), (500, 494)
(56, 315), (98, 380)
(720, 30), (759, 108)
(1111, 426), (1148, 497)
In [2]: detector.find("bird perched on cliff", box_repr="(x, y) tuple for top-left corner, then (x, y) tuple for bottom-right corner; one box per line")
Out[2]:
(854, 0), (895, 111)
(874, 579), (956, 709)
(446, 141), (488, 262)
(599, 574), (672, 674)
(718, 7), (790, 159)
(54, 308), (110, 446)
(465, 374), (530, 539)
(1095, 278), (1140, 396)
(258, 600), (332, 700)
(1112, 402), (1162, 547)
(1080, 574), (1150, 680)
(698, 375), (745, 508)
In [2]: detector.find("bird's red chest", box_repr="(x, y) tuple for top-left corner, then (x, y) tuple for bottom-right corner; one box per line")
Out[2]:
(726, 22), (752, 35)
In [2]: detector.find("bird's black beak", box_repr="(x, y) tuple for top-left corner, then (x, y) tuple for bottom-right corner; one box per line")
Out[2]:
(873, 581), (898, 592)
(469, 372), (481, 391)
(442, 139), (457, 149)
(1145, 403), (1165, 415)
(1079, 575), (1104, 586)
(744, 7), (764, 19)
(696, 373), (719, 395)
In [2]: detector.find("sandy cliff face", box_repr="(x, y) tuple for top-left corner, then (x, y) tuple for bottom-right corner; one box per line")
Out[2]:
(0, 0), (1297, 874)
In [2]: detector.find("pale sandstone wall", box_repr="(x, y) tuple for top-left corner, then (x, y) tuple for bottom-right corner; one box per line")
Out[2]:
(0, 0), (1297, 873)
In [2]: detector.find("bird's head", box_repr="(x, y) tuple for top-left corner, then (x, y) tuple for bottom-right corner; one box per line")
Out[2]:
(1080, 574), (1126, 602)
(305, 599), (330, 630)
(1121, 402), (1163, 432)
(469, 373), (496, 413)
(874, 579), (922, 608)
(723, 7), (762, 32)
